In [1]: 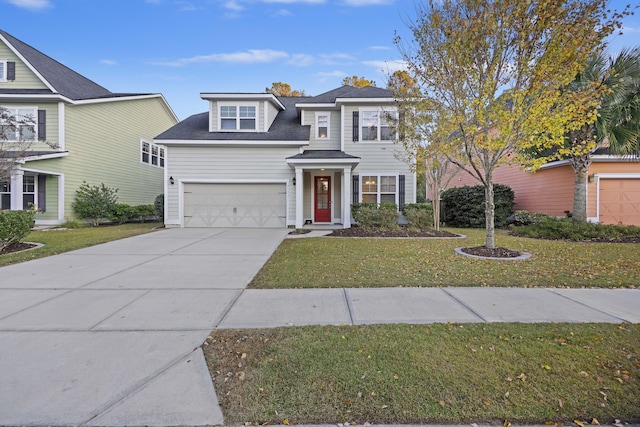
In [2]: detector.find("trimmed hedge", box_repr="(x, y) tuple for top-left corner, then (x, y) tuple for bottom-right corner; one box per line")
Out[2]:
(441, 184), (514, 228)
(0, 210), (35, 250)
(154, 194), (164, 221)
(402, 203), (434, 229)
(351, 203), (399, 229)
(510, 216), (640, 240)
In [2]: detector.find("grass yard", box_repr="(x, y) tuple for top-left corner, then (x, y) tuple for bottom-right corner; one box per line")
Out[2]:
(205, 323), (640, 425)
(0, 222), (160, 267)
(249, 229), (640, 288)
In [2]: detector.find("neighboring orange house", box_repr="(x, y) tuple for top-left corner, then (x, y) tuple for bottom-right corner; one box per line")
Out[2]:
(447, 150), (640, 226)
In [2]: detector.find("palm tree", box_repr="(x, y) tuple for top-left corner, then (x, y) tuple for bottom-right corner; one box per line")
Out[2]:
(567, 48), (640, 221)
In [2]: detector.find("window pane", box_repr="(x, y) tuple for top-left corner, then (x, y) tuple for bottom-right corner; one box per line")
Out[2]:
(239, 106), (255, 118)
(239, 118), (255, 129)
(1, 125), (14, 141)
(23, 194), (35, 210)
(221, 118), (236, 129)
(362, 194), (377, 203)
(220, 106), (236, 118)
(361, 176), (378, 193)
(23, 176), (35, 192)
(142, 152), (149, 163)
(380, 176), (396, 192)
(0, 181), (9, 192)
(380, 194), (396, 204)
(380, 125), (394, 141)
(0, 62), (4, 79)
(19, 125), (35, 141)
(142, 142), (150, 153)
(361, 111), (378, 141)
(1, 194), (11, 210)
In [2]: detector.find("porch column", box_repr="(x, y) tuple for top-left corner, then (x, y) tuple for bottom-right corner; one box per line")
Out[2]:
(295, 167), (303, 228)
(10, 170), (23, 210)
(342, 167), (351, 228)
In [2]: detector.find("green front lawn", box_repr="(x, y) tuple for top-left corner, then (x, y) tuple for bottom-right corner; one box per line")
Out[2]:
(0, 222), (160, 267)
(205, 323), (640, 425)
(249, 229), (639, 288)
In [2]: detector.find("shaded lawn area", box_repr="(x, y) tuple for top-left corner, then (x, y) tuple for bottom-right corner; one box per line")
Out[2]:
(205, 323), (640, 425)
(0, 222), (160, 267)
(249, 229), (640, 288)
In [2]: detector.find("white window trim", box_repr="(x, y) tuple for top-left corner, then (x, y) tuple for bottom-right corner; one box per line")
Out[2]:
(0, 106), (38, 142)
(315, 111), (331, 140)
(140, 139), (165, 168)
(218, 102), (259, 132)
(0, 60), (7, 82)
(360, 173), (399, 205)
(358, 107), (397, 143)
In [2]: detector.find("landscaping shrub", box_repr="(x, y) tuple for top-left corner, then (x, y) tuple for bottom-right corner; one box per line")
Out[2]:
(154, 194), (164, 221)
(402, 203), (434, 229)
(72, 182), (118, 227)
(511, 216), (640, 241)
(509, 210), (550, 226)
(0, 209), (35, 250)
(134, 204), (155, 222)
(110, 203), (137, 224)
(441, 184), (514, 228)
(351, 203), (399, 229)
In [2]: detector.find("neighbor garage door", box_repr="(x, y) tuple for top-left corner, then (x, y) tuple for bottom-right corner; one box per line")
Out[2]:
(599, 178), (640, 226)
(183, 183), (286, 228)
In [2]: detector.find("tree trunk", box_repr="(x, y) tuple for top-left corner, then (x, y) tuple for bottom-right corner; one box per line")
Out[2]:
(485, 182), (495, 249)
(433, 195), (440, 231)
(571, 154), (591, 222)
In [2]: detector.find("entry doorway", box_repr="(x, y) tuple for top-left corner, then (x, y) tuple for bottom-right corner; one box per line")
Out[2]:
(314, 176), (331, 222)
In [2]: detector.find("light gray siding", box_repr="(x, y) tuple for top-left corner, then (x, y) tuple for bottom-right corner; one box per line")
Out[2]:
(304, 109), (340, 150)
(165, 146), (298, 224)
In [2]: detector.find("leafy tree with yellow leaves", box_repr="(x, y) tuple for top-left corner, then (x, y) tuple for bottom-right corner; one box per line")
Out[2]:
(265, 82), (306, 97)
(342, 76), (376, 88)
(393, 0), (629, 249)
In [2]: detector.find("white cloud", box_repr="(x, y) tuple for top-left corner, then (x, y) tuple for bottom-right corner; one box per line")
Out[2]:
(288, 54), (315, 66)
(223, 0), (243, 11)
(272, 8), (293, 16)
(622, 26), (640, 33)
(341, 0), (393, 5)
(363, 59), (406, 74)
(5, 0), (51, 10)
(315, 70), (348, 78)
(154, 49), (290, 66)
(369, 45), (391, 51)
(100, 59), (118, 66)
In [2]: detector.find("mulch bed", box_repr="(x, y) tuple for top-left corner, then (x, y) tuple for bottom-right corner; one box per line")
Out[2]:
(460, 246), (523, 258)
(0, 242), (37, 255)
(328, 226), (459, 238)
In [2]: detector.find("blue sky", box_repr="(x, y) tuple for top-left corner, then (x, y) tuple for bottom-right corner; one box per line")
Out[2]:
(2, 0), (639, 120)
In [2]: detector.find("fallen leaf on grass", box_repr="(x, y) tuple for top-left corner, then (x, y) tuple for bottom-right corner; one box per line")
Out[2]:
(283, 419), (290, 425)
(591, 418), (599, 425)
(518, 373), (527, 382)
(558, 399), (563, 408)
(504, 420), (511, 427)
(574, 420), (585, 427)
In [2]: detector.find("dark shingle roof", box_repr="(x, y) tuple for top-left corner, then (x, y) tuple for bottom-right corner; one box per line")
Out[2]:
(1, 29), (113, 100)
(304, 85), (393, 103)
(287, 150), (360, 160)
(156, 97), (310, 141)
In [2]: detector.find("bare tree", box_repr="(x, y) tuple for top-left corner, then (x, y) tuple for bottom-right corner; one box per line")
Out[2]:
(0, 107), (37, 180)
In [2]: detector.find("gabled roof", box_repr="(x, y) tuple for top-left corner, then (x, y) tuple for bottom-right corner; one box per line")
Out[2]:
(302, 85), (393, 104)
(156, 96), (310, 142)
(0, 29), (147, 101)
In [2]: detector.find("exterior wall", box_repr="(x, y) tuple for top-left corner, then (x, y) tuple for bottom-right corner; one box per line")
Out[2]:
(208, 100), (269, 132)
(304, 109), (341, 150)
(342, 105), (415, 205)
(0, 41), (49, 89)
(266, 102), (280, 130)
(165, 145), (299, 224)
(0, 101), (60, 151)
(31, 96), (177, 221)
(449, 164), (576, 216)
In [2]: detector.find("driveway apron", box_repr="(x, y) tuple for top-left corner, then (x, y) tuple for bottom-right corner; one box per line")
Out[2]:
(0, 227), (288, 426)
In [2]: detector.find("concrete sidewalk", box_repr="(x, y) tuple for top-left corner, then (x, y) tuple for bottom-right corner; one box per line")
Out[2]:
(0, 227), (638, 427)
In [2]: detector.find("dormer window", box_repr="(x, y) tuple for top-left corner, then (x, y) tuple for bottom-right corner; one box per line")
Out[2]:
(315, 112), (330, 139)
(219, 104), (256, 131)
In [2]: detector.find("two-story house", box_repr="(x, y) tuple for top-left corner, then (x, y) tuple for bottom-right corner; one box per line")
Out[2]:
(155, 85), (415, 228)
(0, 29), (178, 225)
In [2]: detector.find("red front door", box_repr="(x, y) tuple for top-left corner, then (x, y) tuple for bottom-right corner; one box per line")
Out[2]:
(314, 176), (331, 223)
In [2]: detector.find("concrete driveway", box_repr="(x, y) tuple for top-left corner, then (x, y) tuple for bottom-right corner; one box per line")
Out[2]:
(0, 227), (289, 426)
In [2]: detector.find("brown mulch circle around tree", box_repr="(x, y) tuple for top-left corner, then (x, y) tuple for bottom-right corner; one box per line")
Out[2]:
(328, 226), (459, 238)
(0, 242), (37, 255)
(460, 245), (523, 258)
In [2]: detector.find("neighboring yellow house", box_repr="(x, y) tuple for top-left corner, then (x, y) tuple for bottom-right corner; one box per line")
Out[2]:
(0, 29), (178, 225)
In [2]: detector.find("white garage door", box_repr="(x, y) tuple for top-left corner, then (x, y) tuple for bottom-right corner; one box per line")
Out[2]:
(183, 183), (286, 228)
(599, 179), (640, 226)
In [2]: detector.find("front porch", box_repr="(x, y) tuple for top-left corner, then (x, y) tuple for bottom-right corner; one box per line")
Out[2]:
(286, 150), (360, 229)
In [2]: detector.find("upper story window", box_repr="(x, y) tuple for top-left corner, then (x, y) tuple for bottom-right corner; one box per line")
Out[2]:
(219, 104), (256, 131)
(141, 140), (164, 168)
(360, 109), (396, 142)
(0, 107), (37, 141)
(315, 112), (330, 139)
(0, 61), (6, 82)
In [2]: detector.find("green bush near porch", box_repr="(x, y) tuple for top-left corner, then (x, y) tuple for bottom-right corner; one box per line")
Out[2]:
(0, 209), (35, 251)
